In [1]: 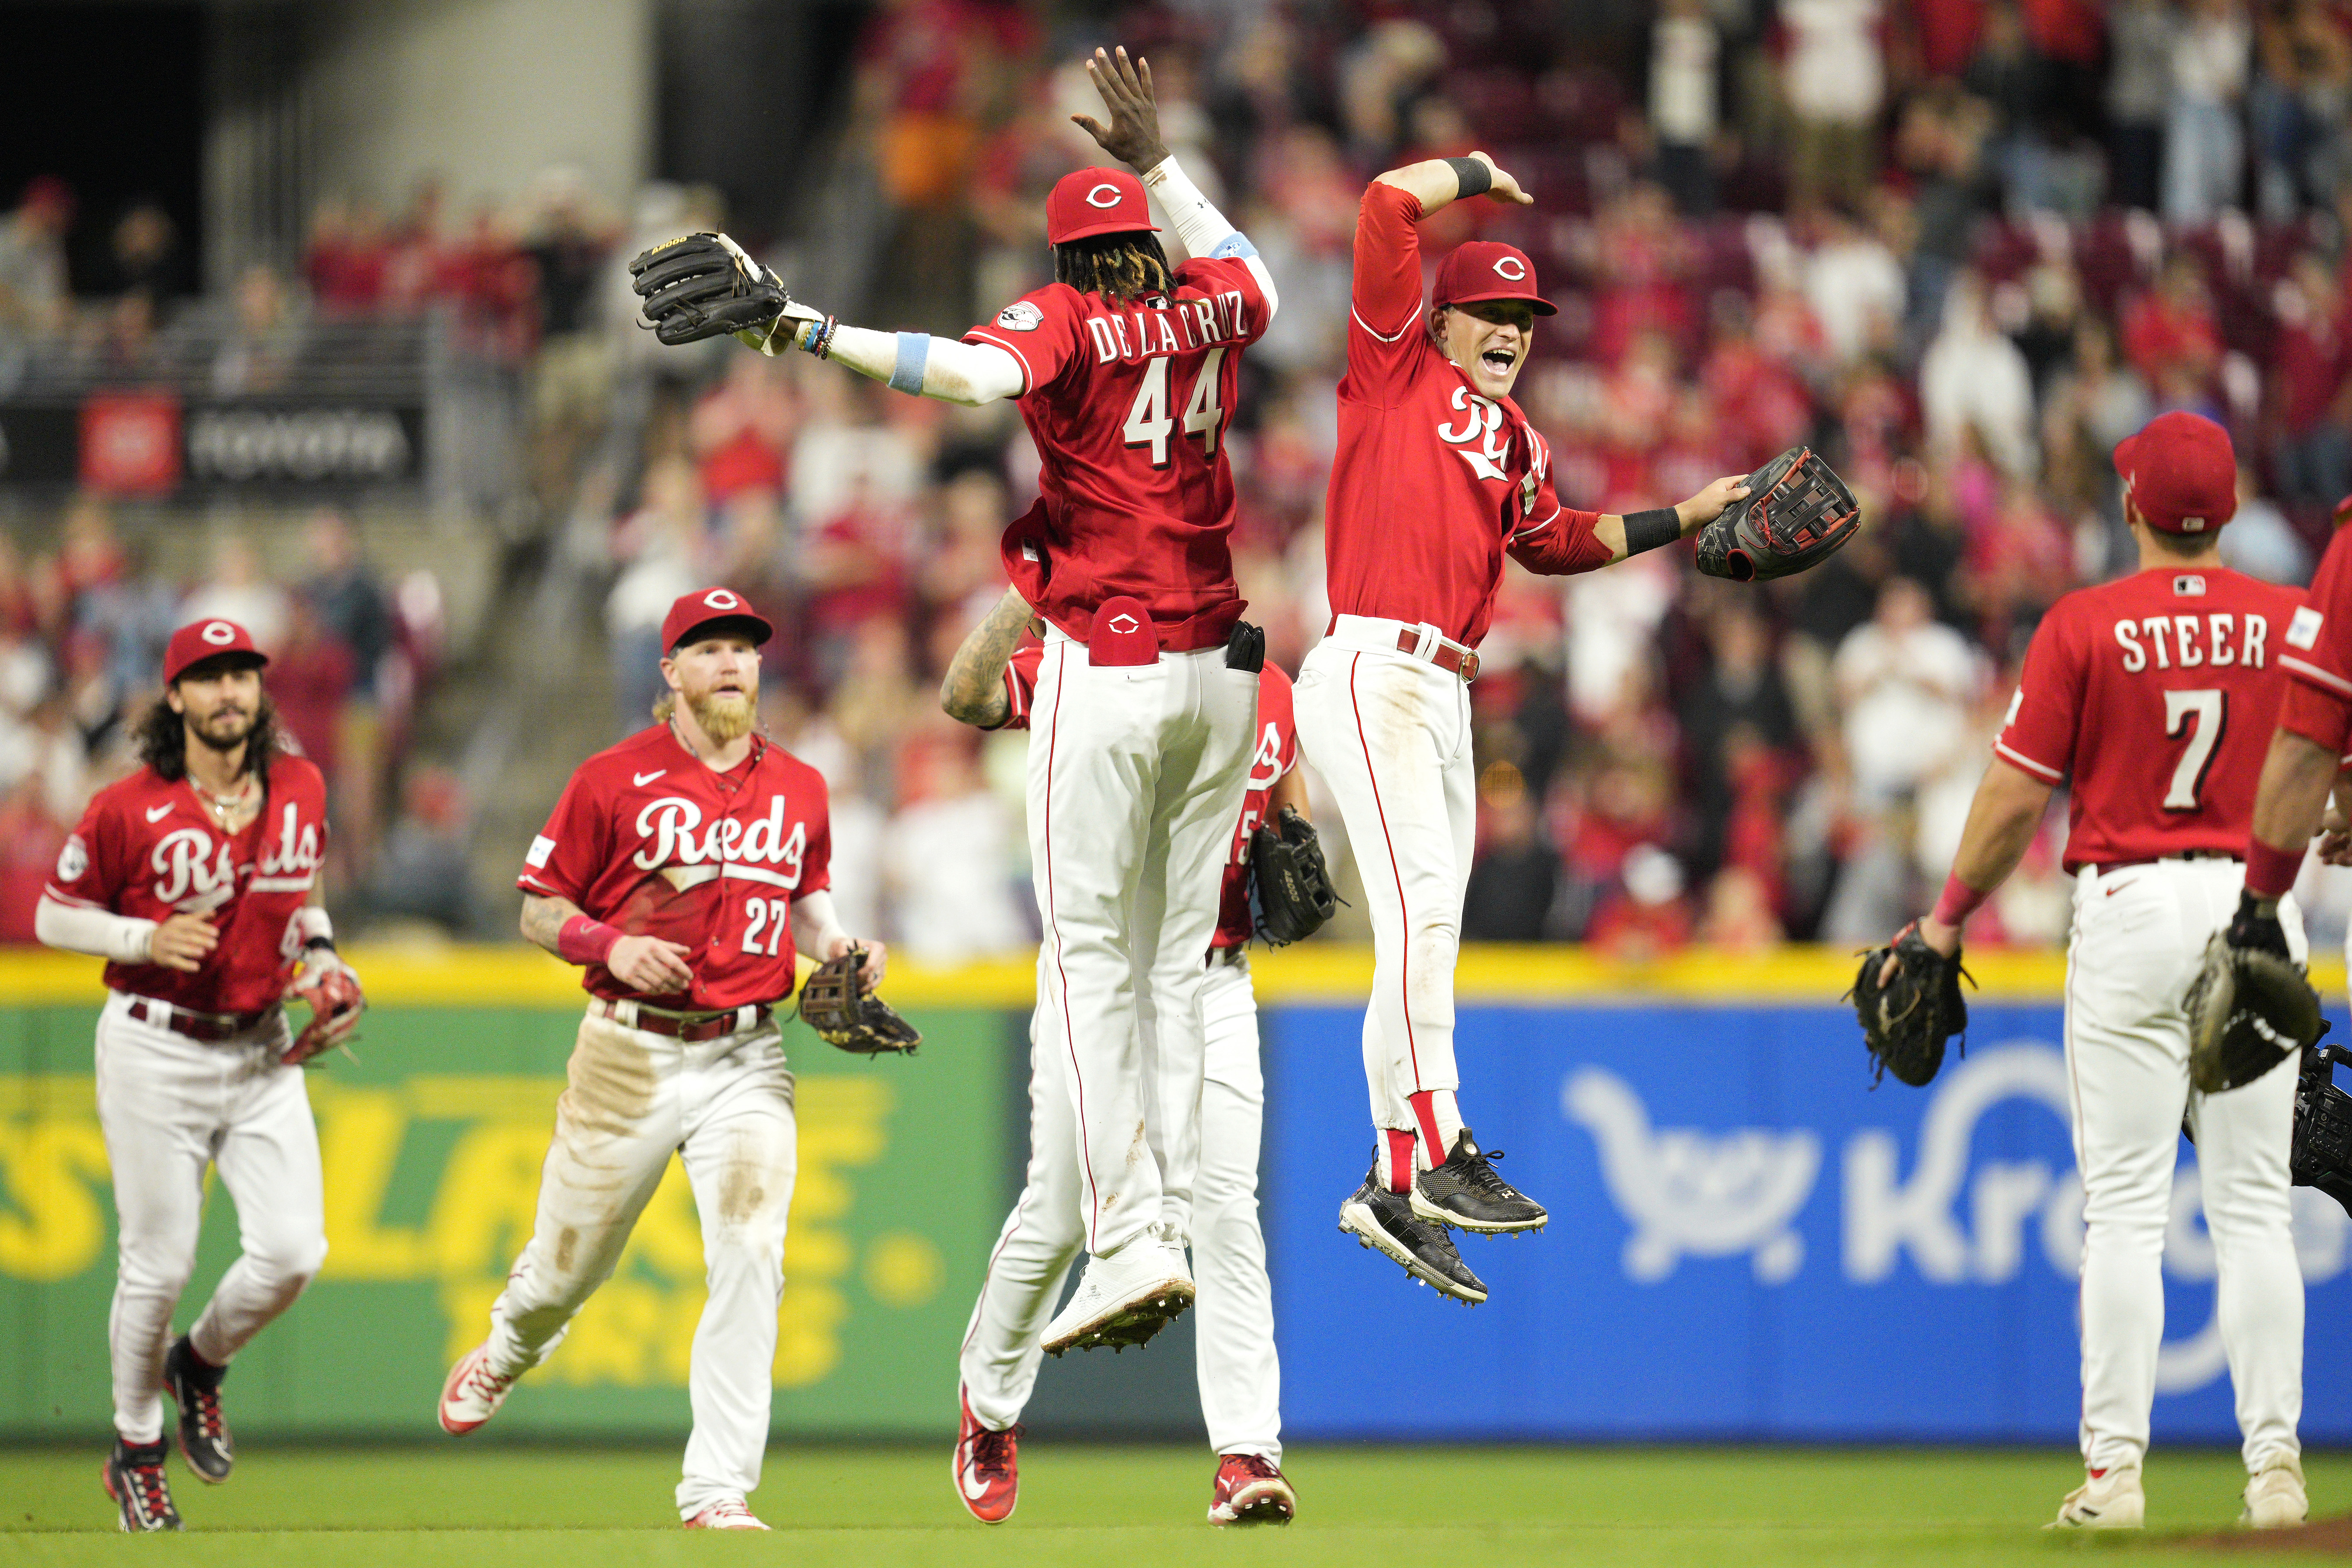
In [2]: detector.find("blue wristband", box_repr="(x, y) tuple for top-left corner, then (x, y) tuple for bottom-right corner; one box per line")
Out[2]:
(889, 332), (930, 394)
(1209, 233), (1259, 260)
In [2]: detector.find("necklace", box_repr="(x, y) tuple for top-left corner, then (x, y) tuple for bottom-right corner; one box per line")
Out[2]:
(193, 774), (254, 826)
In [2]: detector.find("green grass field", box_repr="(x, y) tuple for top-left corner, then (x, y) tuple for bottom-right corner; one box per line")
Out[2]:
(3, 1445), (2346, 1565)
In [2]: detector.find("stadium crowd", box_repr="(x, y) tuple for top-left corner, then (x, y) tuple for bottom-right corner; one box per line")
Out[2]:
(3, 0), (2351, 958)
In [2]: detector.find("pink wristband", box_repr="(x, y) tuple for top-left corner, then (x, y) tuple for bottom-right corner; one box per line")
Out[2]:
(558, 914), (623, 967)
(2246, 840), (2303, 900)
(1931, 873), (1990, 927)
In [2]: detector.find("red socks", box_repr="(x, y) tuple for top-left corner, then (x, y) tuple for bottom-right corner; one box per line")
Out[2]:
(1383, 1129), (1416, 1194)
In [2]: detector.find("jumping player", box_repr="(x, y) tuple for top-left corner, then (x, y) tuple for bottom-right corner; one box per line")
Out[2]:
(1884, 412), (2308, 1530)
(938, 587), (1297, 1527)
(436, 587), (885, 1531)
(1297, 151), (1747, 1297)
(721, 49), (1278, 1353)
(35, 618), (352, 1531)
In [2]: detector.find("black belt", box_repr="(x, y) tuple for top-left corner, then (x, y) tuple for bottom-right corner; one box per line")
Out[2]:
(2090, 850), (2241, 876)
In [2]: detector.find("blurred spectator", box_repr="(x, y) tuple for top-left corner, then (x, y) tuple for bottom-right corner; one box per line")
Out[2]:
(1833, 578), (1984, 802)
(210, 264), (305, 396)
(2219, 465), (2315, 582)
(0, 176), (73, 335)
(1463, 764), (1558, 941)
(692, 352), (797, 505)
(2108, 0), (2179, 212)
(1782, 0), (1884, 209)
(181, 535), (292, 652)
(266, 600), (358, 776)
(606, 457), (707, 732)
(362, 767), (483, 935)
(106, 200), (182, 299)
(1648, 0), (1721, 215)
(2269, 251), (2352, 505)
(2167, 0), (2253, 223)
(1802, 202), (1906, 368)
(1921, 275), (2038, 476)
(882, 731), (1022, 963)
(300, 511), (395, 694)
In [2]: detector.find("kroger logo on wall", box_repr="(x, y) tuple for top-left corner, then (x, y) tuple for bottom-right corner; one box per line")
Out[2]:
(1264, 1001), (2352, 1441)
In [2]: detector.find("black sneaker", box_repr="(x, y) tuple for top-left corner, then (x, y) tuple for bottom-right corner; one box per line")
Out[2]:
(164, 1335), (233, 1483)
(101, 1437), (182, 1532)
(1338, 1167), (1487, 1304)
(1412, 1128), (1547, 1233)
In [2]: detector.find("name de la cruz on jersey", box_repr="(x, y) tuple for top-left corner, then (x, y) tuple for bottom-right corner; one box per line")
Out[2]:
(1081, 290), (1251, 363)
(631, 794), (808, 891)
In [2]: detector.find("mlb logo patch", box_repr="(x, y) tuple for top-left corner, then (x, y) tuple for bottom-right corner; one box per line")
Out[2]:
(2173, 574), (2206, 596)
(2288, 606), (2324, 650)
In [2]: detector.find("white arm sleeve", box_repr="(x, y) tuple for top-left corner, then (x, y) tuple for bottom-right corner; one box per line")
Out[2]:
(1143, 154), (1279, 322)
(36, 894), (155, 964)
(820, 327), (1027, 406)
(788, 888), (851, 961)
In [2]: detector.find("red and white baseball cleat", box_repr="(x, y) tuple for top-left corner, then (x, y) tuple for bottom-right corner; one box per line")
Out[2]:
(953, 1386), (1021, 1524)
(437, 1345), (516, 1435)
(683, 1499), (769, 1529)
(1207, 1453), (1295, 1526)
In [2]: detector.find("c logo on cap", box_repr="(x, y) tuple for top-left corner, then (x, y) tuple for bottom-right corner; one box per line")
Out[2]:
(1085, 183), (1124, 209)
(703, 589), (740, 611)
(201, 622), (236, 646)
(1493, 254), (1528, 281)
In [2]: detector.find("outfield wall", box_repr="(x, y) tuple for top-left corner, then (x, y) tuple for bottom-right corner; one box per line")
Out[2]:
(1, 945), (2347, 1443)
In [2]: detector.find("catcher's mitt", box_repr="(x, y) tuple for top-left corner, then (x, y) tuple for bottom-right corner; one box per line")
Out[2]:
(629, 231), (800, 347)
(1696, 446), (1861, 582)
(2293, 1044), (2352, 1218)
(284, 956), (364, 1066)
(798, 948), (920, 1057)
(1850, 923), (1969, 1087)
(1249, 805), (1338, 946)
(2185, 930), (2326, 1093)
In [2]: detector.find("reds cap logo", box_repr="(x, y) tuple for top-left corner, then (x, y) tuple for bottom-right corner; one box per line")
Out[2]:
(701, 589), (740, 611)
(1085, 183), (1124, 209)
(1493, 255), (1528, 281)
(201, 621), (236, 645)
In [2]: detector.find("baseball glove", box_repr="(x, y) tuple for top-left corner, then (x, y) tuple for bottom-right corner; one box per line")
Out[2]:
(1696, 446), (1861, 582)
(1850, 923), (1969, 1087)
(2293, 1044), (2352, 1218)
(798, 948), (920, 1057)
(2185, 930), (2326, 1093)
(1250, 805), (1338, 946)
(284, 956), (364, 1066)
(629, 231), (801, 347)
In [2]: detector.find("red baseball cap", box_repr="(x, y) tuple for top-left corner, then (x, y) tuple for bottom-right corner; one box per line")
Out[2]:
(1432, 240), (1556, 316)
(163, 618), (268, 685)
(661, 586), (773, 654)
(1045, 168), (1160, 246)
(2114, 411), (2237, 534)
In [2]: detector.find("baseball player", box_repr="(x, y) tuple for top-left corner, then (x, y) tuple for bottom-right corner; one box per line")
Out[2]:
(436, 587), (885, 1531)
(34, 618), (357, 1532)
(937, 588), (1297, 1526)
(1297, 150), (1749, 1297)
(644, 49), (1282, 1353)
(1883, 412), (2308, 1530)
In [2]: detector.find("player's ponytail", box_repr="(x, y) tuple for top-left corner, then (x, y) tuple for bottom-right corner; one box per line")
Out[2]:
(1051, 232), (1175, 306)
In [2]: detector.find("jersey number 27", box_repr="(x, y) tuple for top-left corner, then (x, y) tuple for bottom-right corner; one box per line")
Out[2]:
(1123, 348), (1228, 467)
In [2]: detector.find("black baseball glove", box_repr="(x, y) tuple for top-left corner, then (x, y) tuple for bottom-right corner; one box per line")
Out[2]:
(1696, 446), (1861, 582)
(629, 231), (805, 348)
(2293, 1044), (2352, 1218)
(797, 948), (920, 1056)
(1850, 923), (1969, 1087)
(2185, 904), (2326, 1093)
(1250, 805), (1337, 946)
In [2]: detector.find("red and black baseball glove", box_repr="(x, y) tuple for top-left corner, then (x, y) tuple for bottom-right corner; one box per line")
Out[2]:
(1696, 446), (1861, 582)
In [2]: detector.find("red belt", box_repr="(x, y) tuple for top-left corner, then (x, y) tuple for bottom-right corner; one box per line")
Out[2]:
(126, 997), (276, 1042)
(596, 1000), (771, 1042)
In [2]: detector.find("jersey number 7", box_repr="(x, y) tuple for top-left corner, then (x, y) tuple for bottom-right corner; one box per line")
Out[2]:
(2162, 688), (2225, 812)
(1123, 348), (1229, 467)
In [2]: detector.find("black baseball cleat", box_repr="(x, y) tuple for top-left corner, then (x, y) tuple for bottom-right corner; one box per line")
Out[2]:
(101, 1437), (182, 1532)
(1338, 1167), (1488, 1304)
(1412, 1128), (1547, 1233)
(164, 1335), (233, 1483)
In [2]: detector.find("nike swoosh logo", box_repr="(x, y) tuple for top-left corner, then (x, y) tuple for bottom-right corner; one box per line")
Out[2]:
(959, 1461), (989, 1502)
(146, 805), (174, 822)
(634, 770), (666, 787)
(2105, 880), (2136, 897)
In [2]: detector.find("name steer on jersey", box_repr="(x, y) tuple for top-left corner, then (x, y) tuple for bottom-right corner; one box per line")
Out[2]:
(439, 587), (889, 1531)
(35, 618), (347, 1531)
(1881, 412), (2310, 1530)
(1293, 148), (1756, 1303)
(937, 590), (1298, 1526)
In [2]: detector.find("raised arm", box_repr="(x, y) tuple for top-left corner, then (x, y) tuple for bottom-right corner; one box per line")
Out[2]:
(941, 587), (1033, 728)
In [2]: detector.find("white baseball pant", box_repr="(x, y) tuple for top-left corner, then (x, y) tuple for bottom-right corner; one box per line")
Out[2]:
(1024, 627), (1258, 1258)
(2066, 859), (2303, 1478)
(482, 1006), (796, 1520)
(959, 953), (1281, 1459)
(94, 989), (327, 1445)
(1294, 620), (1475, 1173)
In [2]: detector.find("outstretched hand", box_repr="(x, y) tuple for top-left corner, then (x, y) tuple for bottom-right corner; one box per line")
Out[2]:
(1469, 150), (1533, 206)
(1676, 474), (1752, 530)
(1072, 46), (1170, 173)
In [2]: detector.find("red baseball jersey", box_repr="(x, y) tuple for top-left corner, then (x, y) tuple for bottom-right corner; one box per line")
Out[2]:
(2275, 522), (2352, 761)
(1001, 643), (1295, 949)
(1995, 566), (2305, 870)
(1324, 183), (1613, 648)
(964, 256), (1270, 652)
(519, 726), (832, 1010)
(45, 755), (329, 1015)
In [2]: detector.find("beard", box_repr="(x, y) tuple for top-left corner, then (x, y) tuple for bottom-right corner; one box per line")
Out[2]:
(688, 687), (756, 744)
(188, 706), (256, 753)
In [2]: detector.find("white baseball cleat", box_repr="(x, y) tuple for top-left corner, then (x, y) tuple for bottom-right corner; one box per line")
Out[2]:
(437, 1345), (516, 1436)
(2242, 1457), (2308, 1529)
(683, 1499), (769, 1530)
(2046, 1466), (2144, 1529)
(1041, 1230), (1194, 1355)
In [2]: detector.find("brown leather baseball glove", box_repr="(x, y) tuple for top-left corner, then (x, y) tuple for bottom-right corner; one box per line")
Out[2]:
(798, 948), (920, 1056)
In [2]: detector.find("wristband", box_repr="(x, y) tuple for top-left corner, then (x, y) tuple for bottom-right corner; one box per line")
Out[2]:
(1622, 508), (1681, 556)
(1443, 157), (1492, 199)
(889, 332), (930, 394)
(1931, 873), (1990, 928)
(558, 914), (624, 968)
(2246, 839), (2303, 900)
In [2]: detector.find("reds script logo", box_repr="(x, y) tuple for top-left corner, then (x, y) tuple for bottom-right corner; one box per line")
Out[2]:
(632, 795), (806, 892)
(151, 829), (237, 911)
(1244, 720), (1286, 790)
(1436, 385), (1512, 483)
